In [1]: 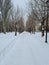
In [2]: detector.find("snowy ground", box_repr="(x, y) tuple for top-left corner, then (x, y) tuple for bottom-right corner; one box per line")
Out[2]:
(0, 32), (49, 65)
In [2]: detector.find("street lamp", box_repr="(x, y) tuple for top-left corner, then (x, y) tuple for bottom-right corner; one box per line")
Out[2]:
(45, 0), (49, 43)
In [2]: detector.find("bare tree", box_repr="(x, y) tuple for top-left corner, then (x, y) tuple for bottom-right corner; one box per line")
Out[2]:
(26, 13), (36, 33)
(0, 0), (12, 33)
(17, 16), (25, 33)
(27, 0), (47, 35)
(14, 6), (21, 35)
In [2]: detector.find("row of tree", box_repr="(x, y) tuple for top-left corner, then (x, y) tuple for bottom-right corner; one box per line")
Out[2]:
(26, 0), (49, 35)
(0, 0), (25, 33)
(0, 0), (49, 34)
(0, 0), (12, 33)
(0, 0), (36, 34)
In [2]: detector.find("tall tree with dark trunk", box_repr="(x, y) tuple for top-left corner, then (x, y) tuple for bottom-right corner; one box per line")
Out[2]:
(27, 0), (47, 35)
(0, 0), (12, 33)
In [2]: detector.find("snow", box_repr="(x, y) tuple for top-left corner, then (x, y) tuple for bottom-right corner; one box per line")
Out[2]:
(0, 31), (49, 65)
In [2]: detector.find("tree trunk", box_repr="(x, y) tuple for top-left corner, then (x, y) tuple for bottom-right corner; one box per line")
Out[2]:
(3, 20), (6, 34)
(41, 25), (44, 37)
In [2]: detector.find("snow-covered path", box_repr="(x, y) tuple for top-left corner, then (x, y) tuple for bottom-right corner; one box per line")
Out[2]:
(0, 32), (49, 65)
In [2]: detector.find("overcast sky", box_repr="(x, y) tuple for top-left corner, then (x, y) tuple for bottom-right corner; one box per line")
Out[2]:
(12, 0), (28, 22)
(12, 0), (27, 12)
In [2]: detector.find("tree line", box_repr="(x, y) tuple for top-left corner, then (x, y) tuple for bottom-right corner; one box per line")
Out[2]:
(0, 0), (49, 34)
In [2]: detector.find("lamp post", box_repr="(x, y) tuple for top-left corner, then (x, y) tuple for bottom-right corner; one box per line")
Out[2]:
(45, 0), (49, 43)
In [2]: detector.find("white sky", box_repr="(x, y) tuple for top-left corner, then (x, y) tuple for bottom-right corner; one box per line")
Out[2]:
(12, 0), (27, 12)
(12, 0), (28, 22)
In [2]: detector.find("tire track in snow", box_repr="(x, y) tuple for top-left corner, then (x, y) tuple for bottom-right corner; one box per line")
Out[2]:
(0, 32), (36, 65)
(0, 33), (15, 52)
(0, 32), (49, 65)
(0, 33), (23, 62)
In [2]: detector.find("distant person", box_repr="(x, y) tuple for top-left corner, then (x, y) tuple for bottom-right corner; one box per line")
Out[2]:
(15, 22), (18, 36)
